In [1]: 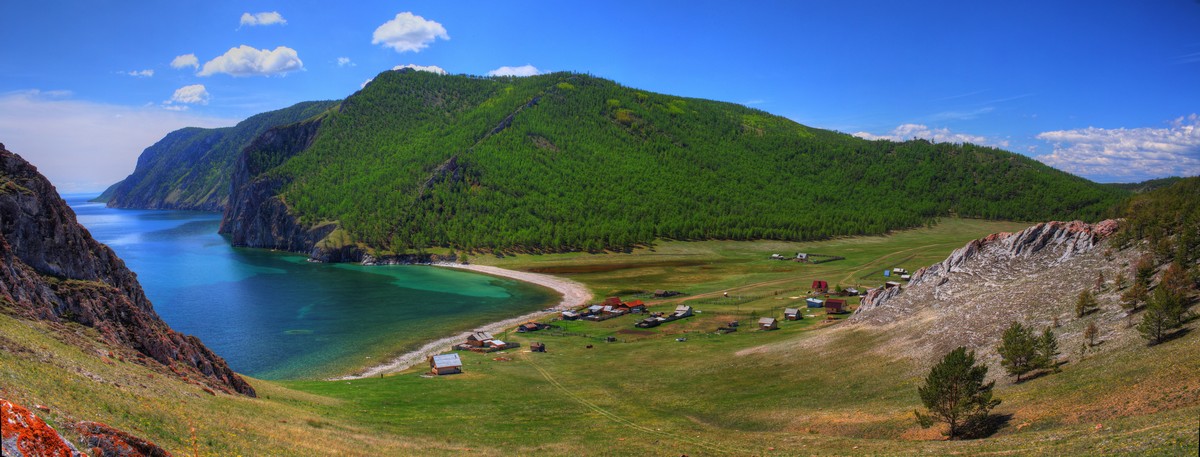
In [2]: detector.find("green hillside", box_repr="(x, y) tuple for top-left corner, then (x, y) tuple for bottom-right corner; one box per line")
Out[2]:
(236, 70), (1126, 254)
(96, 100), (337, 210)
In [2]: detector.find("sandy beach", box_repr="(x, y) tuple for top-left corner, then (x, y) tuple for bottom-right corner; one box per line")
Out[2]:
(336, 262), (593, 379)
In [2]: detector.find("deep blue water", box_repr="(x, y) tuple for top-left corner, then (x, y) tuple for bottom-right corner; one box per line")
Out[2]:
(65, 195), (556, 380)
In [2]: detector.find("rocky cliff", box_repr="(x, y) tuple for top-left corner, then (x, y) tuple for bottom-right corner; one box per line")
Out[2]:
(99, 101), (336, 211)
(0, 144), (255, 396)
(849, 220), (1129, 365)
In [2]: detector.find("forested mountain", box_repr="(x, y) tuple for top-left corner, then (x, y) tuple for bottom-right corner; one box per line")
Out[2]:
(95, 100), (337, 210)
(220, 69), (1127, 258)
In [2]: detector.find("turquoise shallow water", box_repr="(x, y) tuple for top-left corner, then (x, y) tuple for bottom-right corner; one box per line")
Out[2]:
(66, 195), (557, 379)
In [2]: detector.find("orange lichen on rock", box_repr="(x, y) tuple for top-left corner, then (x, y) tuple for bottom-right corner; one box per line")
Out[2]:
(1, 398), (83, 457)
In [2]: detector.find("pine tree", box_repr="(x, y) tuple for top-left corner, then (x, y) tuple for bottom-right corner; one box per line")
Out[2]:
(1036, 327), (1060, 372)
(1138, 285), (1191, 344)
(1083, 320), (1098, 347)
(1075, 290), (1098, 317)
(915, 347), (1001, 439)
(997, 322), (1037, 382)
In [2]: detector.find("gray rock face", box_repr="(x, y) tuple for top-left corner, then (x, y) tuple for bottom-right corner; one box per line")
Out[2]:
(0, 145), (254, 397)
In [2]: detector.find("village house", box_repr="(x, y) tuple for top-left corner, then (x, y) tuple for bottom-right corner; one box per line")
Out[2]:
(561, 310), (581, 320)
(430, 353), (463, 375)
(784, 308), (802, 320)
(812, 280), (829, 293)
(758, 317), (779, 330)
(673, 305), (694, 318)
(517, 322), (545, 333)
(466, 331), (494, 347)
(825, 299), (847, 314)
(806, 298), (824, 308)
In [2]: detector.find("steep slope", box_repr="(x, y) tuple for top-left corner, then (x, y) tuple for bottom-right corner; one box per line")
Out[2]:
(96, 100), (336, 211)
(222, 69), (1127, 259)
(0, 143), (254, 396)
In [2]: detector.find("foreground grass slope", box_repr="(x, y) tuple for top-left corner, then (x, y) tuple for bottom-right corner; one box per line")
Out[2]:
(6, 218), (1196, 455)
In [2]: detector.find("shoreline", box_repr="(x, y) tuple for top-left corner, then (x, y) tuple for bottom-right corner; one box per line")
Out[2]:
(334, 262), (593, 380)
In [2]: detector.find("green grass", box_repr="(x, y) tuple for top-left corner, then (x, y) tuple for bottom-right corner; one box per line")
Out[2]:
(4, 218), (1197, 455)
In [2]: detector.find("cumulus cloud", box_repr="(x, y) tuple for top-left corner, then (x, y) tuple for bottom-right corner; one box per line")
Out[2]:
(198, 45), (303, 77)
(125, 69), (154, 78)
(337, 57), (354, 67)
(171, 54), (199, 70)
(1035, 114), (1200, 181)
(0, 90), (236, 192)
(240, 11), (286, 27)
(166, 84), (210, 107)
(487, 65), (540, 77)
(361, 64), (448, 89)
(853, 124), (1009, 148)
(372, 12), (449, 53)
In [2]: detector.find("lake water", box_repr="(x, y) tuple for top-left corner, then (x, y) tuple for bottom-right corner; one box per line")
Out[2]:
(65, 195), (557, 380)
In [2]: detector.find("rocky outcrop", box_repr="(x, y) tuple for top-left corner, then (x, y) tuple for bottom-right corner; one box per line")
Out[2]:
(219, 118), (345, 260)
(1, 399), (85, 457)
(100, 101), (336, 211)
(847, 219), (1131, 366)
(75, 422), (171, 457)
(0, 144), (254, 396)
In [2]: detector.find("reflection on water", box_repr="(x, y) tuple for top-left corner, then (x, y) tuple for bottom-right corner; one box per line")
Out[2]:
(65, 195), (555, 379)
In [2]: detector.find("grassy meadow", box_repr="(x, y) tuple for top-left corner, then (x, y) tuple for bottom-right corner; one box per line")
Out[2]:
(3, 218), (1197, 455)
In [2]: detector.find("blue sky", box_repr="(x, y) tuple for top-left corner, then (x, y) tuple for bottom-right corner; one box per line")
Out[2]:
(1, 1), (1197, 192)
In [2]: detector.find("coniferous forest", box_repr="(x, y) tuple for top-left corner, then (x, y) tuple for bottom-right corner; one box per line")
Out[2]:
(179, 70), (1127, 254)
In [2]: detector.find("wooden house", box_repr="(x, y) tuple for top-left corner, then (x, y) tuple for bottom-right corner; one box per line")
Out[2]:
(758, 317), (779, 330)
(825, 299), (846, 314)
(805, 298), (824, 308)
(673, 305), (694, 318)
(430, 353), (463, 375)
(812, 280), (829, 293)
(517, 322), (544, 333)
(624, 299), (647, 313)
(466, 331), (494, 347)
(603, 296), (622, 306)
(561, 310), (581, 320)
(530, 342), (546, 352)
(784, 308), (802, 320)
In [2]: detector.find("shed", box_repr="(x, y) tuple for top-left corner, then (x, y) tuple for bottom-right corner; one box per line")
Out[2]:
(561, 310), (580, 320)
(806, 298), (825, 308)
(825, 299), (847, 314)
(586, 305), (604, 314)
(530, 342), (546, 352)
(845, 287), (861, 296)
(784, 308), (802, 320)
(758, 317), (779, 330)
(812, 280), (829, 292)
(796, 253), (809, 261)
(885, 281), (901, 289)
(487, 339), (508, 350)
(430, 353), (463, 375)
(518, 322), (541, 333)
(673, 305), (694, 318)
(467, 331), (494, 347)
(604, 296), (622, 306)
(900, 274), (911, 281)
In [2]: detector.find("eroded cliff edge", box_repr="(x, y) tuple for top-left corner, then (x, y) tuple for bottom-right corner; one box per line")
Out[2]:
(0, 143), (255, 396)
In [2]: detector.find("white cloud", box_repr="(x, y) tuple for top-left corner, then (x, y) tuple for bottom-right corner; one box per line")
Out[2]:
(198, 45), (303, 77)
(125, 69), (154, 78)
(392, 64), (446, 74)
(372, 12), (449, 53)
(0, 90), (236, 192)
(171, 54), (199, 70)
(853, 124), (1010, 148)
(362, 64), (449, 89)
(1035, 114), (1200, 181)
(240, 11), (286, 27)
(166, 84), (210, 106)
(337, 57), (354, 67)
(487, 64), (540, 77)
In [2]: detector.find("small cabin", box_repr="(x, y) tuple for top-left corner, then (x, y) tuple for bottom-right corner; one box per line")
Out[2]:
(673, 305), (694, 318)
(812, 280), (829, 293)
(586, 305), (604, 315)
(900, 274), (911, 281)
(487, 339), (509, 350)
(825, 299), (847, 314)
(806, 298), (824, 308)
(625, 299), (646, 313)
(530, 342), (546, 353)
(517, 322), (543, 333)
(758, 317), (779, 330)
(884, 281), (901, 289)
(784, 308), (802, 320)
(561, 310), (581, 320)
(430, 353), (463, 375)
(845, 287), (861, 296)
(466, 331), (494, 347)
(603, 296), (622, 306)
